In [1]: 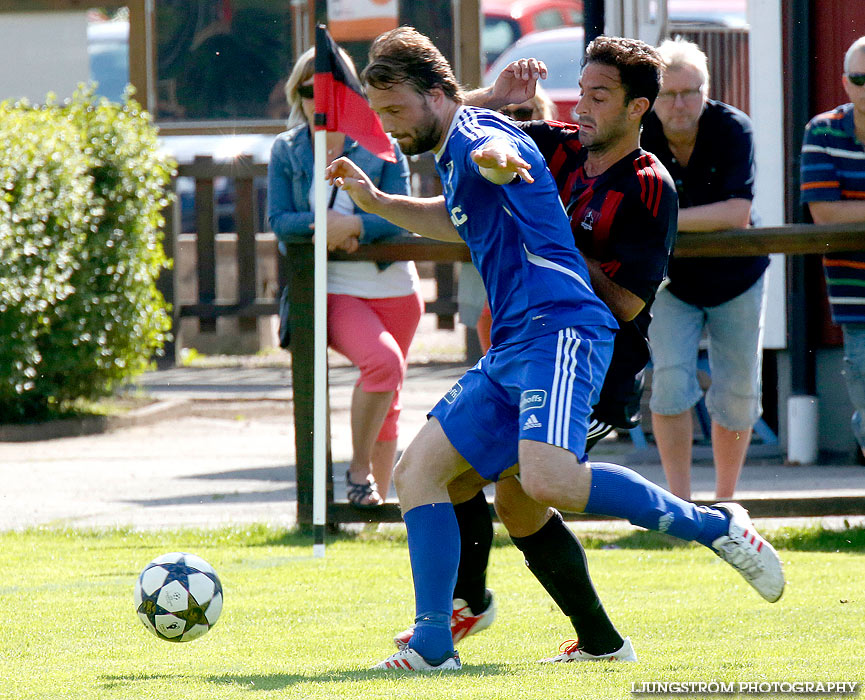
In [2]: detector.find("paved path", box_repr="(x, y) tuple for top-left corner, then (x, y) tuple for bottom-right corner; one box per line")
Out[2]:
(2, 355), (865, 532)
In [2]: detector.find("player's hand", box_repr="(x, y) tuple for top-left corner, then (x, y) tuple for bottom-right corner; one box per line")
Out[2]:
(325, 157), (382, 214)
(489, 58), (548, 109)
(471, 145), (534, 184)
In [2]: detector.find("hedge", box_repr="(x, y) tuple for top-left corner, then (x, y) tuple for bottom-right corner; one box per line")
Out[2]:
(0, 88), (174, 422)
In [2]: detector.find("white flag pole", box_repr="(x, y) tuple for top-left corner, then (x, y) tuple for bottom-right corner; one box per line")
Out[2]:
(312, 126), (328, 558)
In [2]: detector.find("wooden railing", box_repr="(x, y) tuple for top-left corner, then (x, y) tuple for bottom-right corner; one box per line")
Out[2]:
(158, 155), (273, 364)
(157, 153), (461, 364)
(157, 155), (865, 523)
(285, 224), (865, 524)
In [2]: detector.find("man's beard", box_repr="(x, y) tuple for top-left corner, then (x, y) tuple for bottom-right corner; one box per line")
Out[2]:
(398, 110), (441, 155)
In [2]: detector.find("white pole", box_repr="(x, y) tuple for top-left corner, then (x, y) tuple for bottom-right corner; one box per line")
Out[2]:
(312, 128), (328, 558)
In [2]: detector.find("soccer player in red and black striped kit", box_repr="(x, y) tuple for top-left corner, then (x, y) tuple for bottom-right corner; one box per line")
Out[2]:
(396, 37), (679, 662)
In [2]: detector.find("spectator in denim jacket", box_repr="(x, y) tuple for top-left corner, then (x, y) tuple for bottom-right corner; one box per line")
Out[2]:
(268, 47), (424, 507)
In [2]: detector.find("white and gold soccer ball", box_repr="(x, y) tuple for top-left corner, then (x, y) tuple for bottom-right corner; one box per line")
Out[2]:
(134, 552), (223, 642)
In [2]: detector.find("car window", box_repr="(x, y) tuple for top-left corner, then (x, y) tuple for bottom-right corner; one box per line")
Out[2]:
(533, 9), (565, 31)
(565, 8), (584, 24)
(483, 16), (521, 66)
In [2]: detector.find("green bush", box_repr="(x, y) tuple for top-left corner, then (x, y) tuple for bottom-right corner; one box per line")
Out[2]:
(0, 89), (174, 422)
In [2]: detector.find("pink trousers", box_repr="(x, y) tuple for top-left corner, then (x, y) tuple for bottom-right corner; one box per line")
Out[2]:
(327, 291), (424, 441)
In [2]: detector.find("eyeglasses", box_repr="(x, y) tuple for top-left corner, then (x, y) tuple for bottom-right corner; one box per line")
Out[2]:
(501, 107), (535, 121)
(655, 87), (703, 103)
(297, 84), (314, 100)
(847, 73), (865, 87)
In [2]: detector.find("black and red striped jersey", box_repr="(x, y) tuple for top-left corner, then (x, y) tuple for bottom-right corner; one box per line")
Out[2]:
(521, 119), (677, 304)
(520, 119), (679, 428)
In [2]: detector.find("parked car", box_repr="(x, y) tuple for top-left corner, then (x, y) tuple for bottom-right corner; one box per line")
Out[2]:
(483, 0), (583, 68)
(485, 25), (584, 121)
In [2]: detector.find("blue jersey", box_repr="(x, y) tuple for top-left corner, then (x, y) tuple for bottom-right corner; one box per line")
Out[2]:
(435, 106), (616, 347)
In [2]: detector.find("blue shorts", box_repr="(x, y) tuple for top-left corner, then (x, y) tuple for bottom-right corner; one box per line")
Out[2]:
(429, 326), (614, 480)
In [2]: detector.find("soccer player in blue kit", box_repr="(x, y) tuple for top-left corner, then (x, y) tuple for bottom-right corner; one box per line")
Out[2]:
(326, 27), (785, 672)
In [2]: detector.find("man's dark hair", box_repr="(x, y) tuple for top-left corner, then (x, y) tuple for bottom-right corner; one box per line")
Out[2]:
(583, 36), (663, 111)
(363, 26), (464, 102)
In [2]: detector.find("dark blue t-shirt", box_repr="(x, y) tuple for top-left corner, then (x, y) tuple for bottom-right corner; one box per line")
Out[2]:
(641, 100), (769, 307)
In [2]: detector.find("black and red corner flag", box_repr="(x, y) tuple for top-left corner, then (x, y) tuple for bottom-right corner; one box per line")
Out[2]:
(314, 25), (396, 162)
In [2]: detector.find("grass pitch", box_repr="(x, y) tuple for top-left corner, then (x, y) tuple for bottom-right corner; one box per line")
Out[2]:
(0, 524), (862, 700)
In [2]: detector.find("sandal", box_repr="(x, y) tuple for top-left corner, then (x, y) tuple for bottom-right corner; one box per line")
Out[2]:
(346, 470), (384, 509)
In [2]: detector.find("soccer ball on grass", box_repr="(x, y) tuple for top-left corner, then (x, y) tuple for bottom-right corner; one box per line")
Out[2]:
(134, 552), (223, 642)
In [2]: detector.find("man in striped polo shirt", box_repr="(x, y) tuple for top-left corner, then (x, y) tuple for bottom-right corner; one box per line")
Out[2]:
(800, 35), (865, 461)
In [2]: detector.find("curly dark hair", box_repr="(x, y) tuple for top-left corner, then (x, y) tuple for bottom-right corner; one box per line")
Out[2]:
(362, 26), (464, 102)
(583, 36), (663, 109)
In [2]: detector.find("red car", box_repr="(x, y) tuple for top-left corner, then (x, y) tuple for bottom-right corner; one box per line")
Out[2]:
(483, 0), (583, 68)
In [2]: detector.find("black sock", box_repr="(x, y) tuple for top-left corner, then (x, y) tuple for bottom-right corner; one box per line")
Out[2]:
(452, 490), (494, 614)
(511, 512), (624, 655)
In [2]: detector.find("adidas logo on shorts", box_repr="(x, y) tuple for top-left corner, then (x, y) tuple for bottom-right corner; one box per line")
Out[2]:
(524, 414), (542, 430)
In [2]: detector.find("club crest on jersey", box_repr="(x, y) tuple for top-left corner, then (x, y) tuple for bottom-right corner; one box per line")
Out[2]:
(519, 389), (547, 413)
(450, 206), (467, 227)
(443, 381), (463, 404)
(581, 210), (596, 231)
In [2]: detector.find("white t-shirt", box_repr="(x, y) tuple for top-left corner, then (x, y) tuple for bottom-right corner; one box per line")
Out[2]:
(310, 184), (419, 299)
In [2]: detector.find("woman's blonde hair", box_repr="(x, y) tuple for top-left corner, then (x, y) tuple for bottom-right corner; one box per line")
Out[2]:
(284, 45), (361, 129)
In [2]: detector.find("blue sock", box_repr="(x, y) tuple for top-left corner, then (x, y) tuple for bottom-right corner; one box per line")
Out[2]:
(584, 462), (729, 547)
(403, 502), (460, 663)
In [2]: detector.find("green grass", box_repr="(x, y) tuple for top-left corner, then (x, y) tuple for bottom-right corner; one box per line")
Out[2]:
(0, 525), (863, 700)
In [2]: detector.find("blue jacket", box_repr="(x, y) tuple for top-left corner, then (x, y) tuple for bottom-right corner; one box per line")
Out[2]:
(267, 125), (410, 246)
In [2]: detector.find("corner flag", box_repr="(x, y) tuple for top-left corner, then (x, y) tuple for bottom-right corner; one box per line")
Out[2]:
(314, 24), (396, 162)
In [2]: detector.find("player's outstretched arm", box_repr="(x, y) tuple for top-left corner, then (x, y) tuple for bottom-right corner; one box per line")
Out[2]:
(471, 142), (534, 184)
(326, 156), (462, 242)
(583, 256), (646, 322)
(464, 58), (547, 111)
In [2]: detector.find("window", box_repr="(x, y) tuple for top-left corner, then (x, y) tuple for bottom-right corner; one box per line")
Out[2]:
(565, 8), (583, 24)
(533, 9), (565, 31)
(155, 0), (295, 123)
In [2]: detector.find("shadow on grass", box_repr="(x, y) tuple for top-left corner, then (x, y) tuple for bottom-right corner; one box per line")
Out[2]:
(259, 523), (865, 553)
(101, 664), (513, 691)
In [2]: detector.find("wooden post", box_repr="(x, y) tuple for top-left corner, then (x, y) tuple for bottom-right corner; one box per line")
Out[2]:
(286, 243), (320, 525)
(234, 155), (258, 337)
(156, 178), (181, 368)
(193, 155), (217, 334)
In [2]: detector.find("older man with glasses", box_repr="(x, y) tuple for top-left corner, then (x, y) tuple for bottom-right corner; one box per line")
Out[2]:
(800, 36), (865, 464)
(640, 37), (768, 502)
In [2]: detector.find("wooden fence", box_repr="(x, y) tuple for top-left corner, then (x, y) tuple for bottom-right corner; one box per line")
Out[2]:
(285, 227), (865, 524)
(158, 158), (865, 525)
(157, 153), (461, 365)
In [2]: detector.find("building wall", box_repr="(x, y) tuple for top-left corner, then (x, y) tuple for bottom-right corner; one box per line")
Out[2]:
(812, 3), (865, 115)
(0, 11), (89, 103)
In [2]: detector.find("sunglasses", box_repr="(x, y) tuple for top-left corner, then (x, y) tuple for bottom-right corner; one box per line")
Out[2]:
(847, 73), (865, 87)
(297, 84), (314, 99)
(501, 107), (535, 121)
